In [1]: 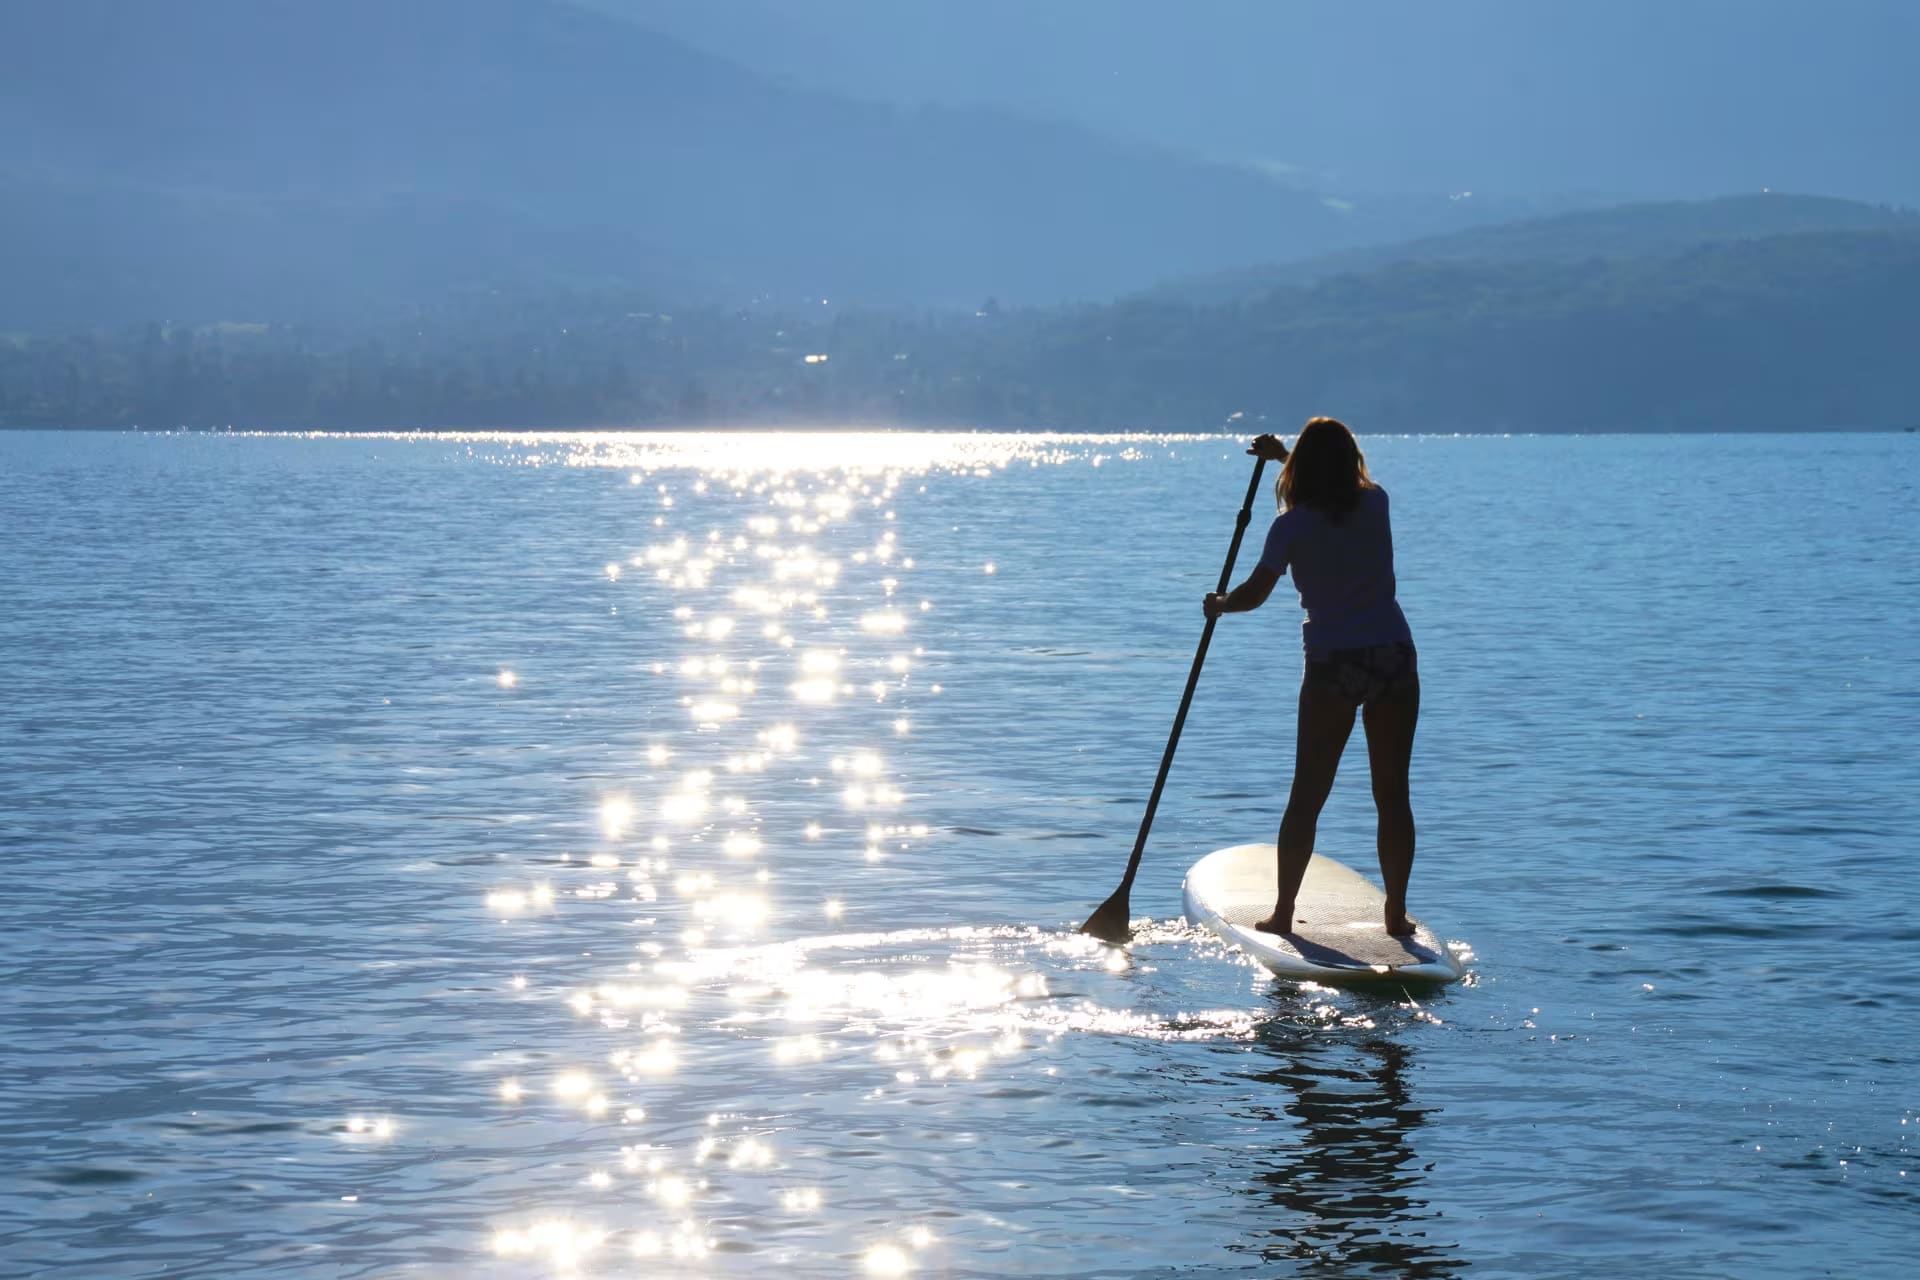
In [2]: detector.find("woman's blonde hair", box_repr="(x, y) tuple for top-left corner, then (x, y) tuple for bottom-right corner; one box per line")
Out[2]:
(1278, 416), (1375, 522)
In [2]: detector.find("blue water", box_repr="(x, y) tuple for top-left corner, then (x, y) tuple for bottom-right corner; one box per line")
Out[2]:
(1, 429), (1915, 1278)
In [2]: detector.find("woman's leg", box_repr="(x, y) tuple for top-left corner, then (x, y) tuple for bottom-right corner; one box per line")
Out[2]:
(1362, 676), (1420, 936)
(1255, 680), (1357, 934)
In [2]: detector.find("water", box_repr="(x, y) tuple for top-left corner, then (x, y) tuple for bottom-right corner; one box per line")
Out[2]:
(1, 428), (1915, 1278)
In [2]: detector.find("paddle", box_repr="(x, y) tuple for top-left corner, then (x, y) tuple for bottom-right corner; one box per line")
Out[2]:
(1079, 449), (1274, 943)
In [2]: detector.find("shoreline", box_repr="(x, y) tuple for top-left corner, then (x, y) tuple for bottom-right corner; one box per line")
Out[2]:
(4, 423), (1913, 437)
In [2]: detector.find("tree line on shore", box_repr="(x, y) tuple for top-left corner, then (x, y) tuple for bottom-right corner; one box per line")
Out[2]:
(4, 228), (1916, 433)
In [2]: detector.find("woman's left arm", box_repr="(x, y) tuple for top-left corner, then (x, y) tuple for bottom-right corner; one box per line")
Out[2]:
(1203, 564), (1280, 619)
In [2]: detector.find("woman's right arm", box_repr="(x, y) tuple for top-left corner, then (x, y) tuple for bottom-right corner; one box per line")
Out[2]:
(1204, 564), (1281, 618)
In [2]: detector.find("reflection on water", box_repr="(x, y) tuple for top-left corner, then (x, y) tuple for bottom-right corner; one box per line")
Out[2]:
(1236, 1010), (1460, 1277)
(5, 429), (1915, 1278)
(464, 432), (1471, 1274)
(464, 429), (1339, 1270)
(476, 906), (1461, 1273)
(459, 431), (1309, 1274)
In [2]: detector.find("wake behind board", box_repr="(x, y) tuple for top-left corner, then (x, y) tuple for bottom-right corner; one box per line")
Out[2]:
(1183, 844), (1463, 984)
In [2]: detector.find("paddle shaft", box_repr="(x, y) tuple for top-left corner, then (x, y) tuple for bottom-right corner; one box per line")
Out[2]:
(1108, 454), (1269, 897)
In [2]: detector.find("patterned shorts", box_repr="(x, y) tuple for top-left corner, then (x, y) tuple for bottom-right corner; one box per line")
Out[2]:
(1304, 640), (1419, 707)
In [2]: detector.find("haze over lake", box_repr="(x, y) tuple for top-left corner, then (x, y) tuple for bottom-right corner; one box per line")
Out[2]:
(4, 2), (1917, 432)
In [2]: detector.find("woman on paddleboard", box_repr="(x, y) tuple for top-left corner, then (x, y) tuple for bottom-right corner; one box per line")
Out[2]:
(1203, 418), (1419, 937)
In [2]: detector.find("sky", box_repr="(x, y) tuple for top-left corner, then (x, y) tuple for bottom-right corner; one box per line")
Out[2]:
(587, 0), (1920, 205)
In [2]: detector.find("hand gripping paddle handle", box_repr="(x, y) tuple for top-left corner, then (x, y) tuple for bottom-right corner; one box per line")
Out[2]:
(1080, 454), (1269, 941)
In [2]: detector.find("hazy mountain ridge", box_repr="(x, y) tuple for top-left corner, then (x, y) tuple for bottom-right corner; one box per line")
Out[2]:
(0, 0), (1519, 326)
(595, 0), (1920, 206)
(0, 171), (714, 330)
(1145, 194), (1920, 305)
(5, 0), (1914, 432)
(10, 227), (1915, 432)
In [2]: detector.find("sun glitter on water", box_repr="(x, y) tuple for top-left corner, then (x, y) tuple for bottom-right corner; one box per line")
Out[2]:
(459, 433), (1233, 1273)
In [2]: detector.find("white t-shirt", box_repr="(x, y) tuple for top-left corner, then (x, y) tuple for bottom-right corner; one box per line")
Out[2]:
(1257, 485), (1413, 658)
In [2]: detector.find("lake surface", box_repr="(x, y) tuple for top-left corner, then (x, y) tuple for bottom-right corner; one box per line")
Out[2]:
(1, 428), (1916, 1278)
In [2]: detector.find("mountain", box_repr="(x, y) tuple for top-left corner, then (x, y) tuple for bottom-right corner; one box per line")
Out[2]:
(599, 0), (1920, 207)
(11, 228), (1917, 432)
(1145, 195), (1920, 305)
(0, 0), (1514, 327)
(0, 172), (716, 330)
(1067, 228), (1920, 431)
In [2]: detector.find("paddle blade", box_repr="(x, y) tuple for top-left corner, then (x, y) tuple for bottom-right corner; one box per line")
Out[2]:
(1078, 888), (1135, 943)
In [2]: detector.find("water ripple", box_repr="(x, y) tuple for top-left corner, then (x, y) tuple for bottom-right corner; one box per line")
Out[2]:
(0, 430), (1914, 1277)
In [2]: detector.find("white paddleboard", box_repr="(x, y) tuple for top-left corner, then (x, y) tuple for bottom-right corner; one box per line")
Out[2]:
(1183, 843), (1463, 983)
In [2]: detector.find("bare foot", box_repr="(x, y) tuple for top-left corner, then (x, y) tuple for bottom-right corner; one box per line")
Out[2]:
(1253, 906), (1298, 936)
(1384, 901), (1414, 937)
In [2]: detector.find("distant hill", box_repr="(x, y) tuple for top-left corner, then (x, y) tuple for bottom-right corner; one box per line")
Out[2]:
(10, 228), (1917, 431)
(1077, 227), (1920, 430)
(1146, 194), (1920, 305)
(0, 173), (716, 331)
(594, 0), (1920, 208)
(0, 0), (1515, 326)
